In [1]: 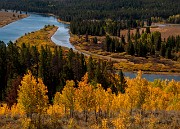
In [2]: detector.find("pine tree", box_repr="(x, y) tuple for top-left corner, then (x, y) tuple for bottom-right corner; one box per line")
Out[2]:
(165, 47), (171, 59)
(146, 27), (150, 34)
(118, 70), (127, 93)
(127, 40), (135, 56)
(105, 35), (111, 52)
(160, 43), (166, 57)
(87, 56), (94, 81)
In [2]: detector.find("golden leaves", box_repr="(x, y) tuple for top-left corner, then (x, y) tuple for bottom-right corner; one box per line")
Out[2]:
(17, 71), (48, 115)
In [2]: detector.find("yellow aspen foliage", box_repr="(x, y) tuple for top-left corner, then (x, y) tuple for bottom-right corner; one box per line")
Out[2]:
(111, 93), (127, 112)
(167, 94), (180, 110)
(47, 105), (64, 116)
(53, 92), (68, 115)
(53, 92), (62, 106)
(103, 88), (114, 117)
(53, 81), (77, 117)
(164, 80), (180, 95)
(101, 118), (108, 129)
(60, 80), (76, 117)
(143, 79), (179, 110)
(10, 103), (25, 118)
(76, 73), (95, 121)
(0, 103), (10, 115)
(125, 71), (149, 111)
(94, 84), (106, 113)
(17, 71), (48, 117)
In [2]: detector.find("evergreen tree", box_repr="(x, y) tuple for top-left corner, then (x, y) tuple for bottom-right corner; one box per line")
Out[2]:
(146, 27), (150, 34)
(127, 40), (135, 56)
(117, 70), (127, 93)
(105, 35), (111, 52)
(160, 43), (166, 57)
(165, 47), (171, 59)
(87, 56), (94, 81)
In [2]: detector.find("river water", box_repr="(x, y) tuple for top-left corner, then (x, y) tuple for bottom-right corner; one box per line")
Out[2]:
(0, 12), (179, 81)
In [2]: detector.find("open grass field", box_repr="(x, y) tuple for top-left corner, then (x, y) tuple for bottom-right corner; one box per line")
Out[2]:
(0, 11), (27, 28)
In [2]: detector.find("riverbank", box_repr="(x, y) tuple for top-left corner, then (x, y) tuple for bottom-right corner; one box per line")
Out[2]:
(0, 11), (28, 28)
(57, 19), (70, 25)
(70, 34), (180, 74)
(47, 13), (70, 25)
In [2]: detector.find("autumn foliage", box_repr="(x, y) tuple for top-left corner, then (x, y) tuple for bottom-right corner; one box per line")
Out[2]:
(0, 71), (180, 128)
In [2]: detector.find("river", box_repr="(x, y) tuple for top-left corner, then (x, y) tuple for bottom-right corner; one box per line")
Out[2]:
(0, 12), (179, 81)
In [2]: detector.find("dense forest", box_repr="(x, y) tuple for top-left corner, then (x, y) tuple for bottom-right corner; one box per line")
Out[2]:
(70, 19), (145, 36)
(0, 41), (126, 104)
(0, 0), (180, 21)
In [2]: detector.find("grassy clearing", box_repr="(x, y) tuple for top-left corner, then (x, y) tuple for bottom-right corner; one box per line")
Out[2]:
(0, 11), (28, 28)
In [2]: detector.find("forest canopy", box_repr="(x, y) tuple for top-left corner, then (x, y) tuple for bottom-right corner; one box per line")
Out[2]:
(0, 0), (180, 21)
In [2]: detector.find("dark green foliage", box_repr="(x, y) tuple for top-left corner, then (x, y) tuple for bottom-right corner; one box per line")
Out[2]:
(105, 35), (111, 52)
(150, 45), (155, 55)
(70, 19), (141, 37)
(70, 20), (106, 36)
(160, 43), (166, 57)
(151, 31), (162, 51)
(147, 18), (152, 26)
(146, 27), (150, 34)
(0, 41), (7, 101)
(118, 70), (127, 94)
(1, 0), (179, 22)
(0, 41), (126, 102)
(127, 40), (135, 56)
(165, 47), (172, 59)
(87, 56), (94, 81)
(102, 30), (179, 59)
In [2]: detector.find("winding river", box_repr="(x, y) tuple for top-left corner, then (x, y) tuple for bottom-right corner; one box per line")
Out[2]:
(0, 12), (179, 81)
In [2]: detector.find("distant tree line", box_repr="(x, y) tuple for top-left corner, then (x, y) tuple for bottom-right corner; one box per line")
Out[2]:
(70, 19), (144, 36)
(0, 0), (179, 22)
(0, 41), (126, 105)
